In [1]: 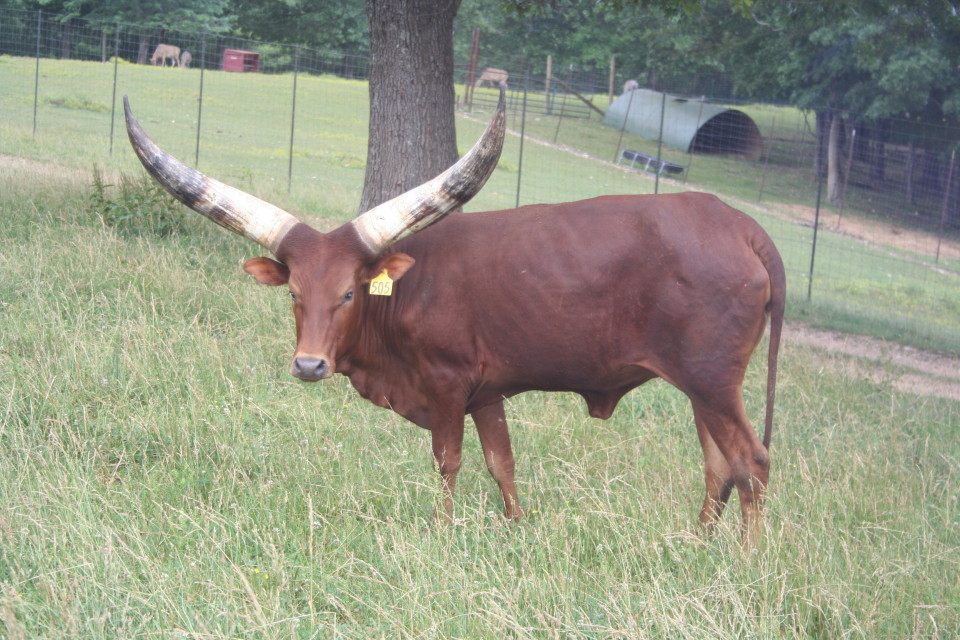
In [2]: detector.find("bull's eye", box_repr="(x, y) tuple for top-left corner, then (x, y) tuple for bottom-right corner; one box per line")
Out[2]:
(342, 291), (354, 304)
(289, 291), (297, 302)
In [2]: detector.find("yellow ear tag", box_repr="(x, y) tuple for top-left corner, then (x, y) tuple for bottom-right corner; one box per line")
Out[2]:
(369, 269), (394, 296)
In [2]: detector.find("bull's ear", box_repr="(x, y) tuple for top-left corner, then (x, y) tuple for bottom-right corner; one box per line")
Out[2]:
(365, 253), (416, 283)
(243, 257), (290, 286)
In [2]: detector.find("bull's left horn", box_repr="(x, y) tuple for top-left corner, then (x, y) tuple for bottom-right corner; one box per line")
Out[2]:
(124, 96), (300, 254)
(351, 87), (507, 255)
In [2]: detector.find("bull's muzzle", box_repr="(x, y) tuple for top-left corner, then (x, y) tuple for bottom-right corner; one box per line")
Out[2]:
(292, 355), (332, 381)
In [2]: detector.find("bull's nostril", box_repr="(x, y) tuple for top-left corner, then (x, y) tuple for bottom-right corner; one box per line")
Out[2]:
(292, 356), (329, 381)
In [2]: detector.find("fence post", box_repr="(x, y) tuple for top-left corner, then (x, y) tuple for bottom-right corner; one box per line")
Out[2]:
(758, 112), (776, 201)
(807, 165), (825, 302)
(613, 88), (635, 164)
(682, 99), (705, 184)
(195, 31), (207, 166)
(836, 127), (857, 226)
(516, 81), (528, 208)
(33, 9), (42, 138)
(607, 55), (615, 104)
(288, 44), (300, 194)
(654, 90), (666, 195)
(544, 55), (552, 115)
(109, 23), (120, 156)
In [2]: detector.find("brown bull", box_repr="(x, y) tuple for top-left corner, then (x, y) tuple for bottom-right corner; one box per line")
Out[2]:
(124, 89), (784, 544)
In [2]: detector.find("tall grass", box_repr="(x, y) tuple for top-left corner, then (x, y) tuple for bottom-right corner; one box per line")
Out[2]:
(1, 102), (959, 638)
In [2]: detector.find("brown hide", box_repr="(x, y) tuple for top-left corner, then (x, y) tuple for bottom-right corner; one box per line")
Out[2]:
(272, 191), (785, 543)
(321, 192), (779, 421)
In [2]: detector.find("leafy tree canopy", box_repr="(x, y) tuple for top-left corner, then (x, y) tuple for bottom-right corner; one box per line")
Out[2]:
(230, 0), (367, 54)
(8, 0), (233, 32)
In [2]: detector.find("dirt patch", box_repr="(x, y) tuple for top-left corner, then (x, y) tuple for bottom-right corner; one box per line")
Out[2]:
(788, 323), (960, 401)
(0, 153), (94, 186)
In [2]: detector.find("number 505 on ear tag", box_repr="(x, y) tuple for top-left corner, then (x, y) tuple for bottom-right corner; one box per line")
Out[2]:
(369, 269), (394, 296)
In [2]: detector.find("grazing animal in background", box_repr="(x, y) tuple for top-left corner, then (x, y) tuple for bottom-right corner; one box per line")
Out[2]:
(150, 44), (180, 67)
(475, 67), (508, 88)
(623, 78), (639, 93)
(123, 88), (784, 545)
(179, 50), (192, 68)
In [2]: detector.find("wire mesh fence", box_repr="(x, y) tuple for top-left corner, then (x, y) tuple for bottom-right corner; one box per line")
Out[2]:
(2, 7), (958, 351)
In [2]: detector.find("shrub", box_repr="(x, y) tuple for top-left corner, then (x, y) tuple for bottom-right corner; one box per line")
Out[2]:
(88, 166), (190, 237)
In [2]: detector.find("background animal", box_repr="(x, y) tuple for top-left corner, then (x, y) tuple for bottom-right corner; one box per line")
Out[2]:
(179, 50), (192, 68)
(623, 78), (639, 93)
(150, 44), (180, 67)
(475, 67), (508, 88)
(124, 90), (783, 545)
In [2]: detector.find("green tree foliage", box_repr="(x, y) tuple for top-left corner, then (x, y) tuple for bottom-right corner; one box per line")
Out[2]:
(7, 0), (233, 32)
(722, 0), (960, 125)
(457, 0), (723, 89)
(230, 0), (367, 55)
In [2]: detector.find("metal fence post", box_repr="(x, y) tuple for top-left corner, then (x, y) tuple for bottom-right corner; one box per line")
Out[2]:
(195, 31), (206, 166)
(654, 90), (666, 195)
(288, 44), (300, 194)
(807, 165), (825, 302)
(516, 80), (528, 208)
(32, 10), (42, 138)
(758, 112), (776, 201)
(109, 23), (120, 156)
(612, 88), (635, 164)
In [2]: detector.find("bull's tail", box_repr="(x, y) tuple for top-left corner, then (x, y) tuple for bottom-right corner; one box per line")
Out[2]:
(758, 237), (786, 450)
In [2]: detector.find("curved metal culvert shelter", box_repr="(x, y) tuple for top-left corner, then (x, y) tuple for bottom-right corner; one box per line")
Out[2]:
(604, 89), (762, 160)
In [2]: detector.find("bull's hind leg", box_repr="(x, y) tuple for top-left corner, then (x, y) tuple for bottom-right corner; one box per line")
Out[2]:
(695, 415), (735, 531)
(472, 401), (523, 520)
(690, 393), (769, 546)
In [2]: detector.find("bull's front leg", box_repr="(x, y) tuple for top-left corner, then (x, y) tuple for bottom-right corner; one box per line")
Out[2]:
(428, 414), (466, 521)
(471, 401), (523, 520)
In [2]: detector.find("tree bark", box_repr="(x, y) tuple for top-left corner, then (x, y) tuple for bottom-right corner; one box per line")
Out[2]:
(60, 19), (73, 60)
(360, 0), (462, 214)
(137, 37), (150, 65)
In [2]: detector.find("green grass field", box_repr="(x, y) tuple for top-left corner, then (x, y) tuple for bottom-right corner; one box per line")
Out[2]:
(1, 57), (959, 638)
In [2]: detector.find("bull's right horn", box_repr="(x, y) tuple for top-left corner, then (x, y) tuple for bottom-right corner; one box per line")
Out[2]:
(350, 87), (507, 255)
(124, 96), (300, 255)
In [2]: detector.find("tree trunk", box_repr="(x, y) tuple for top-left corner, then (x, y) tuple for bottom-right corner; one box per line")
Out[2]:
(827, 110), (842, 204)
(60, 18), (73, 60)
(137, 37), (150, 65)
(359, 0), (462, 214)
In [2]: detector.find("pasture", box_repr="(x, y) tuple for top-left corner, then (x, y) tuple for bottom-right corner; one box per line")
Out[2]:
(1, 59), (959, 638)
(2, 55), (959, 353)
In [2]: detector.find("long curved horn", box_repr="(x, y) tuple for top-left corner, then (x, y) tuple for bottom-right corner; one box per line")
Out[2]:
(124, 96), (300, 254)
(351, 87), (506, 254)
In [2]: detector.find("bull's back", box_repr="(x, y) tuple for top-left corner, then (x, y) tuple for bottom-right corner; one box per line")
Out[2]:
(392, 193), (775, 393)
